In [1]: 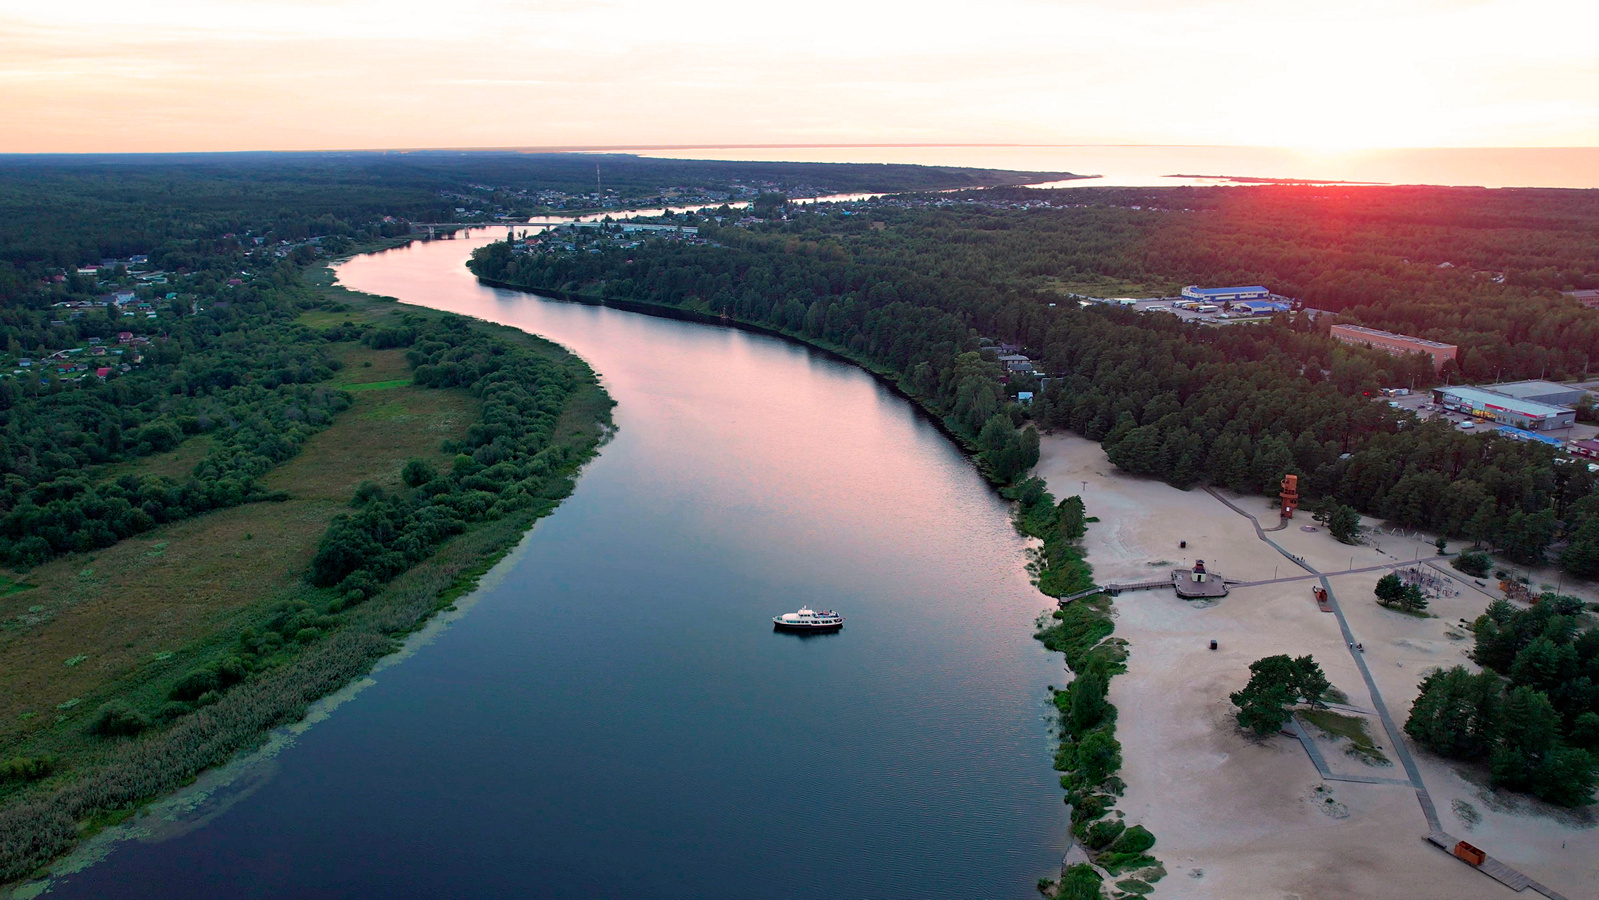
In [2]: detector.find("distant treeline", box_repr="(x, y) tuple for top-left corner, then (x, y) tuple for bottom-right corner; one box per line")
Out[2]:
(983, 184), (1599, 382)
(0, 152), (1070, 272)
(469, 198), (1599, 575)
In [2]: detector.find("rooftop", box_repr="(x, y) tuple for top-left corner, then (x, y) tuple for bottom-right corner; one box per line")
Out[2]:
(1330, 323), (1458, 350)
(1480, 380), (1586, 402)
(1436, 386), (1573, 418)
(1184, 285), (1268, 296)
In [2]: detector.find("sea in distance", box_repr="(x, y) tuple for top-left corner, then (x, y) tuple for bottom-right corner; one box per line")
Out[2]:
(620, 144), (1599, 190)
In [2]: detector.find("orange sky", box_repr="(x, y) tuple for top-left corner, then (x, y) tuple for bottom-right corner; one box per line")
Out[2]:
(2, 0), (1596, 153)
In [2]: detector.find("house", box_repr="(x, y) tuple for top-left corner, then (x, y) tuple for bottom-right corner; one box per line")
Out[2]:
(997, 353), (1034, 374)
(90, 347), (106, 356)
(17, 358), (32, 367)
(95, 367), (112, 380)
(116, 331), (134, 343)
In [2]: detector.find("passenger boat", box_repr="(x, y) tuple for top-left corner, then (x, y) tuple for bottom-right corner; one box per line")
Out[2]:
(772, 606), (844, 631)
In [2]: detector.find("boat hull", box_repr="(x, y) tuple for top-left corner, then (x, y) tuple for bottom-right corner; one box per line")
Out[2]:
(772, 619), (844, 631)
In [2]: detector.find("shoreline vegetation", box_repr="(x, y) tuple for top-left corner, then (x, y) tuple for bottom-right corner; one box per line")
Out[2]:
(0, 246), (616, 886)
(467, 250), (1160, 898)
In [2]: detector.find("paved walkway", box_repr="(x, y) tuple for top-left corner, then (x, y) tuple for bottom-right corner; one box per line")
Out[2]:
(1285, 716), (1412, 786)
(1203, 488), (1572, 899)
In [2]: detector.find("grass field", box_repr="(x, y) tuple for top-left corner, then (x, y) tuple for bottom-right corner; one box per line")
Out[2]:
(0, 337), (477, 763)
(0, 249), (612, 884)
(1300, 708), (1390, 764)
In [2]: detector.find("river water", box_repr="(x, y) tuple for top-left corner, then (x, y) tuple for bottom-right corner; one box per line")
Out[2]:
(39, 230), (1069, 899)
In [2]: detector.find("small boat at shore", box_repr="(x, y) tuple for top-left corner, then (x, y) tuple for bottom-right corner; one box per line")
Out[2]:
(772, 607), (844, 631)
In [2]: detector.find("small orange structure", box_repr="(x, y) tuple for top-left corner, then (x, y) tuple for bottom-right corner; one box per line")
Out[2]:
(1279, 474), (1300, 519)
(1453, 841), (1487, 867)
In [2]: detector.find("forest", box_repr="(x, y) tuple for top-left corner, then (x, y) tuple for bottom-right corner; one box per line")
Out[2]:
(468, 191), (1599, 577)
(0, 152), (1069, 271)
(1407, 594), (1599, 805)
(984, 184), (1599, 382)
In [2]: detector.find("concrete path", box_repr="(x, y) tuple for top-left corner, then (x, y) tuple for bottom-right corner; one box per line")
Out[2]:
(1285, 716), (1412, 786)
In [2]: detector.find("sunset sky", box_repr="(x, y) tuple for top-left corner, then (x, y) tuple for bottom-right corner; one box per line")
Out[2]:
(3, 0), (1596, 154)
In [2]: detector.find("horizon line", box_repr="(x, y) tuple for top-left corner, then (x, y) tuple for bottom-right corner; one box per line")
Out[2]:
(4, 143), (1599, 158)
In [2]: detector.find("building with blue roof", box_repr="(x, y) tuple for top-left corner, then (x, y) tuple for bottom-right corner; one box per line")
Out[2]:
(1181, 285), (1271, 303)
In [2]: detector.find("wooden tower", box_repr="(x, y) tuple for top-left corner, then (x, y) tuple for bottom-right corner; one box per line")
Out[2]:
(1280, 474), (1299, 519)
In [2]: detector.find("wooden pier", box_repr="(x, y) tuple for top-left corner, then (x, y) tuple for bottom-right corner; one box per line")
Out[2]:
(1058, 566), (1230, 607)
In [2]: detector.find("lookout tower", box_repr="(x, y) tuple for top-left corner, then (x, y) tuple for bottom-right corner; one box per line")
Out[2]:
(1280, 474), (1299, 519)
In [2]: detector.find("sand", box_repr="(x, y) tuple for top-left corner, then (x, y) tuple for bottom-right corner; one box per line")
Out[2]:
(1034, 433), (1597, 900)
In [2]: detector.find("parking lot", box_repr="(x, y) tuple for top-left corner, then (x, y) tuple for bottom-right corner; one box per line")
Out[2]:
(1382, 389), (1599, 444)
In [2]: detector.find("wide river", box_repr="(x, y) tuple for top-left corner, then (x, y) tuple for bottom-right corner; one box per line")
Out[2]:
(42, 229), (1069, 899)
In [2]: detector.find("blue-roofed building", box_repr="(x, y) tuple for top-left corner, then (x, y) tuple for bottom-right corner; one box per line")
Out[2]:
(1181, 285), (1271, 303)
(1235, 300), (1293, 315)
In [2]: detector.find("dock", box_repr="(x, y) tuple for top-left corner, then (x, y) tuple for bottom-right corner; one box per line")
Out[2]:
(1425, 832), (1570, 900)
(1057, 564), (1230, 607)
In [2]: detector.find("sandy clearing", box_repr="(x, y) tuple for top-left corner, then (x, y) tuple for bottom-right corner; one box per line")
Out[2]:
(1033, 433), (1598, 900)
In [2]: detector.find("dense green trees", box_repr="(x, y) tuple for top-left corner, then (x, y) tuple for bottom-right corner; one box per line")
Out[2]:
(475, 198), (1599, 577)
(308, 314), (594, 602)
(1373, 573), (1428, 613)
(1406, 597), (1599, 805)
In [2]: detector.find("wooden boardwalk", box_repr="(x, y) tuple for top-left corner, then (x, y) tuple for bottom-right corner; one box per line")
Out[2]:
(1285, 716), (1411, 786)
(1426, 832), (1570, 900)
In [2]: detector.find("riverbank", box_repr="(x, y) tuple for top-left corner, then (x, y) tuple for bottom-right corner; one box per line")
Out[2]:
(1033, 432), (1597, 899)
(0, 264), (614, 889)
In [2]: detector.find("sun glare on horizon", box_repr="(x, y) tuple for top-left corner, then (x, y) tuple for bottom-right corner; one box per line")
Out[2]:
(0, 0), (1594, 154)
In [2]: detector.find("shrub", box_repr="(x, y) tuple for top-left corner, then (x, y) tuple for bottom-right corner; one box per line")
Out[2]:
(0, 756), (54, 783)
(401, 458), (437, 488)
(1081, 818), (1125, 850)
(1056, 864), (1102, 900)
(1109, 824), (1156, 855)
(169, 669), (220, 702)
(1453, 552), (1492, 578)
(89, 702), (150, 738)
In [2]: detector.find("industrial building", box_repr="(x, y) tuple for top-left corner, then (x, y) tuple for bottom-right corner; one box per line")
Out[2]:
(1480, 380), (1590, 408)
(1432, 386), (1576, 432)
(1233, 300), (1293, 315)
(1329, 324), (1459, 370)
(1563, 289), (1599, 310)
(1181, 285), (1270, 303)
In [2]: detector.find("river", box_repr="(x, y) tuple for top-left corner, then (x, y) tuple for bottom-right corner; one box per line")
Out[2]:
(37, 229), (1070, 899)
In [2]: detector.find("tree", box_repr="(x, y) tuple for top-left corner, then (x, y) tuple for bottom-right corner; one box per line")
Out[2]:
(1451, 551), (1492, 578)
(1068, 671), (1110, 735)
(1398, 583), (1429, 613)
(1374, 573), (1405, 606)
(1405, 665), (1500, 758)
(401, 458), (437, 488)
(1491, 686), (1561, 790)
(1230, 654), (1329, 735)
(1315, 503), (1361, 544)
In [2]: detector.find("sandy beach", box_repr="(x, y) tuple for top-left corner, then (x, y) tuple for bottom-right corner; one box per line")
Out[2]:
(1034, 432), (1597, 900)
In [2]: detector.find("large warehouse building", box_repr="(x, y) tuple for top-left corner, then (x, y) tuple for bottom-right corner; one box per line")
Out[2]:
(1329, 324), (1459, 370)
(1181, 285), (1271, 303)
(1433, 386), (1576, 432)
(1479, 380), (1589, 408)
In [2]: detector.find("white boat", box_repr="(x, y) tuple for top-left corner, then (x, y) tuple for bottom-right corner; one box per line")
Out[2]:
(772, 606), (844, 631)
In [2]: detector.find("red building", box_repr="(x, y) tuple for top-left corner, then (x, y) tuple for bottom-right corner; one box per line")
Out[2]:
(1329, 324), (1458, 370)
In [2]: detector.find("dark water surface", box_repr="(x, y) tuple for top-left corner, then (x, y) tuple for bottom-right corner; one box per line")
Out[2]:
(44, 230), (1067, 899)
